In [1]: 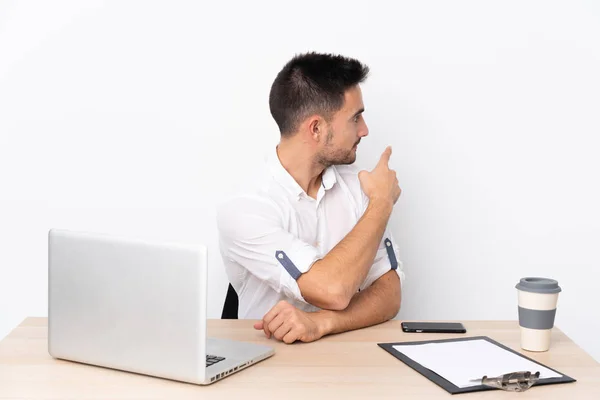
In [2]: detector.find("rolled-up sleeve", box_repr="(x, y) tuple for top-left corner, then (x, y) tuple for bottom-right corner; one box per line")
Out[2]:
(359, 192), (405, 290)
(360, 227), (405, 290)
(217, 195), (321, 303)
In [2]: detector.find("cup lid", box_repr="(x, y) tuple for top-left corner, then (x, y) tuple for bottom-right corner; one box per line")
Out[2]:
(516, 277), (561, 294)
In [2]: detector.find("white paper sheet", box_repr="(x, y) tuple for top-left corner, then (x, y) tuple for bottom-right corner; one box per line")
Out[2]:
(393, 339), (562, 388)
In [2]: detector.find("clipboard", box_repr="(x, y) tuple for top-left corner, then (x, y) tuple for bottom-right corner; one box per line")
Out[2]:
(378, 336), (576, 395)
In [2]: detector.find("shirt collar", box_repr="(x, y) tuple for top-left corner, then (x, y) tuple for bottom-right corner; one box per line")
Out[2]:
(267, 146), (337, 199)
(321, 165), (337, 190)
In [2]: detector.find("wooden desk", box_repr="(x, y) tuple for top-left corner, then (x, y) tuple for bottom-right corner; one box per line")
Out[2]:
(1, 318), (599, 399)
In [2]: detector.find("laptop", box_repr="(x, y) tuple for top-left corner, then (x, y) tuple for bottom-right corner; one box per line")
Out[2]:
(48, 229), (274, 385)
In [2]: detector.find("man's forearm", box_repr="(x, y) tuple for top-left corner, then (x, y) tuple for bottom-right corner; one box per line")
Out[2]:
(314, 270), (401, 336)
(298, 199), (392, 309)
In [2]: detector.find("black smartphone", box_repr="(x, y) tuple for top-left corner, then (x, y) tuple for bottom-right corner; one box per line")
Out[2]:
(401, 321), (466, 334)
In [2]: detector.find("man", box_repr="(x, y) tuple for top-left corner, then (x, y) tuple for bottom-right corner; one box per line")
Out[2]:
(217, 52), (404, 344)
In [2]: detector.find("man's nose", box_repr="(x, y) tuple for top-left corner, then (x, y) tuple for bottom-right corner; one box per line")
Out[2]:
(360, 125), (369, 138)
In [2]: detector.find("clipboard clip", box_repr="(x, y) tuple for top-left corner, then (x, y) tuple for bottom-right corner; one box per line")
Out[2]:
(470, 371), (540, 392)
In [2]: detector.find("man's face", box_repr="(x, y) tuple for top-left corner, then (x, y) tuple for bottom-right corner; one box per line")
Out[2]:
(316, 85), (369, 167)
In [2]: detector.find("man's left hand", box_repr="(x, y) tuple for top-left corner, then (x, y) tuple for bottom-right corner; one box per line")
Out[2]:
(253, 301), (328, 344)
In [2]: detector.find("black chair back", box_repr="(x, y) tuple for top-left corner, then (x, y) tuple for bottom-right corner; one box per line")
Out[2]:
(221, 283), (239, 319)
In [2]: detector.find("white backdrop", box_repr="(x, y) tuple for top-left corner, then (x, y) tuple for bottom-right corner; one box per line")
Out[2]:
(1, 0), (599, 361)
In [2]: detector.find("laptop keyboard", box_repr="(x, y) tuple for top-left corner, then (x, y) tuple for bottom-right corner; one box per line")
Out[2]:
(206, 354), (226, 367)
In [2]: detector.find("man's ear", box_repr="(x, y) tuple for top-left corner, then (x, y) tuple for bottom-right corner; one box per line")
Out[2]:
(308, 115), (323, 142)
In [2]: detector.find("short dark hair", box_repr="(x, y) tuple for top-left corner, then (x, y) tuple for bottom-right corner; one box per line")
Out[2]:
(269, 52), (369, 136)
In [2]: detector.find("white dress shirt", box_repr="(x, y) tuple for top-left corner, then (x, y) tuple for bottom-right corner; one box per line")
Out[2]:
(216, 147), (405, 319)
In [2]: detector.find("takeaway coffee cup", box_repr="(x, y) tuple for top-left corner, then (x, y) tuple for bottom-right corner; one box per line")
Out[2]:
(515, 277), (561, 352)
